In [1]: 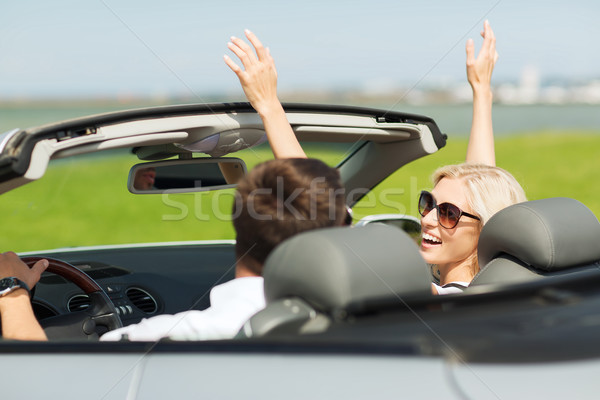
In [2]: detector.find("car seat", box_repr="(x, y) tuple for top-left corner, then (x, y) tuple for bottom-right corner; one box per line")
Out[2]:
(238, 224), (432, 338)
(470, 197), (600, 287)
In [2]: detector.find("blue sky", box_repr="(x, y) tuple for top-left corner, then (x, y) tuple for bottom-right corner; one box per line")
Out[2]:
(0, 0), (598, 99)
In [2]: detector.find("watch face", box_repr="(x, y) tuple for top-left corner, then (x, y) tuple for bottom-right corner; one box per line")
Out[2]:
(0, 277), (15, 289)
(0, 277), (29, 298)
(0, 277), (19, 296)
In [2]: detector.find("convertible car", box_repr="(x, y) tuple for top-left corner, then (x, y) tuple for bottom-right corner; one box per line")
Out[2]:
(0, 103), (599, 399)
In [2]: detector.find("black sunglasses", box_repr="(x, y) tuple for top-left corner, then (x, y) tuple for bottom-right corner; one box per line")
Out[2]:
(418, 191), (480, 229)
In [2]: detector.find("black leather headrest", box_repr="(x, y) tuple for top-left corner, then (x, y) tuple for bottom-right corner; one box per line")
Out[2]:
(262, 224), (431, 313)
(478, 198), (600, 271)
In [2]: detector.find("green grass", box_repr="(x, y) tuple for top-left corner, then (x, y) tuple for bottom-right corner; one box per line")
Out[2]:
(0, 144), (346, 252)
(2, 131), (599, 252)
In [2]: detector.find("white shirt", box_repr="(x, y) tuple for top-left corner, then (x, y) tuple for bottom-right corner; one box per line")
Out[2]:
(432, 281), (470, 295)
(100, 276), (265, 342)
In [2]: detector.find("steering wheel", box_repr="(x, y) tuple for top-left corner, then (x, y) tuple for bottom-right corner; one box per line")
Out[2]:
(22, 256), (123, 340)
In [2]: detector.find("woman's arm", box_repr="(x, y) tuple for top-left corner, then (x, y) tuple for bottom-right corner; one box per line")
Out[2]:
(465, 20), (498, 166)
(224, 30), (306, 159)
(0, 252), (48, 341)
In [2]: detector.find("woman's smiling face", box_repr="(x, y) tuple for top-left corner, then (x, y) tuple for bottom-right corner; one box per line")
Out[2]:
(419, 177), (481, 277)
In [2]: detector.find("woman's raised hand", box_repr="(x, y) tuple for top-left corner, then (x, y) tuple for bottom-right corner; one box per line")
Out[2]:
(465, 20), (497, 166)
(224, 30), (306, 159)
(466, 20), (498, 93)
(224, 29), (279, 116)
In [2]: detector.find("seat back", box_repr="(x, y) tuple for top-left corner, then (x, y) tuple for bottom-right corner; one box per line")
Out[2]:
(471, 198), (600, 287)
(240, 224), (431, 337)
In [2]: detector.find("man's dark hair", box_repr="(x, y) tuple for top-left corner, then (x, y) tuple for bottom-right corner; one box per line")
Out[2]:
(232, 158), (346, 275)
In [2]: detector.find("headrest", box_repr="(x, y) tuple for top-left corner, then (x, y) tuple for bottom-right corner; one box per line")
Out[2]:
(478, 198), (600, 271)
(263, 224), (431, 313)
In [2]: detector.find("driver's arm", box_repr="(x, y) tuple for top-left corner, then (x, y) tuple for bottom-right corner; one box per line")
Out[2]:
(0, 290), (47, 341)
(0, 252), (48, 341)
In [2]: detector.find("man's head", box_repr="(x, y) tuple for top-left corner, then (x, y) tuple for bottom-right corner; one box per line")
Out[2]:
(232, 158), (347, 276)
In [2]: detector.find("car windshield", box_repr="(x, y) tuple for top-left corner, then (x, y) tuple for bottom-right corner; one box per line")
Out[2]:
(0, 141), (355, 253)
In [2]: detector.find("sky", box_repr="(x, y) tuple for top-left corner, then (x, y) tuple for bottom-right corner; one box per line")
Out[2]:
(0, 0), (598, 99)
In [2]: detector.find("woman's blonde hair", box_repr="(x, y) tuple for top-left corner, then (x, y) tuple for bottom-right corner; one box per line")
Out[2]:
(432, 163), (526, 277)
(433, 163), (526, 226)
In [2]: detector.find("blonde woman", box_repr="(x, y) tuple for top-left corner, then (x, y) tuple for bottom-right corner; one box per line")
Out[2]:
(225, 22), (525, 295)
(419, 164), (526, 294)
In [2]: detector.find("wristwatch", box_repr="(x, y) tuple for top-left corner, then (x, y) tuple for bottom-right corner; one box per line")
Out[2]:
(0, 277), (31, 298)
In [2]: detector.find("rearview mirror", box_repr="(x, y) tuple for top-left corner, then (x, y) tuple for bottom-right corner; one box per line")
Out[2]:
(128, 158), (247, 194)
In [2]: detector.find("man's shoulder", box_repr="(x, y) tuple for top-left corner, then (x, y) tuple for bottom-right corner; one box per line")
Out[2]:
(213, 276), (264, 293)
(210, 276), (265, 306)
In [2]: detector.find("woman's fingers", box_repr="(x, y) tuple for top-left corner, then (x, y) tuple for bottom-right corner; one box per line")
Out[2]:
(245, 29), (268, 61)
(227, 39), (253, 69)
(486, 20), (496, 40)
(482, 20), (496, 57)
(466, 38), (475, 66)
(466, 21), (498, 88)
(224, 30), (279, 114)
(223, 54), (243, 75)
(226, 31), (273, 73)
(230, 35), (257, 65)
(471, 20), (497, 65)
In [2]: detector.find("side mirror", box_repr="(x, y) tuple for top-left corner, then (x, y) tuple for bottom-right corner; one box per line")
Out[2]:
(128, 158), (247, 194)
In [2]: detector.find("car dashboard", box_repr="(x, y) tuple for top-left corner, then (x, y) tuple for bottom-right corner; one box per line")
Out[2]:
(22, 242), (237, 327)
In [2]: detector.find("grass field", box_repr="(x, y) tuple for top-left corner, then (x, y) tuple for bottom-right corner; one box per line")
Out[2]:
(353, 130), (600, 219)
(1, 131), (599, 252)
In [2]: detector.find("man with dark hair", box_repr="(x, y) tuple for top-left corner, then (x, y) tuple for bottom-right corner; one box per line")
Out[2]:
(233, 158), (346, 277)
(100, 158), (346, 341)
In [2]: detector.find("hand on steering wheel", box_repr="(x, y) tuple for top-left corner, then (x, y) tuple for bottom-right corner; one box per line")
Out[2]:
(22, 257), (122, 340)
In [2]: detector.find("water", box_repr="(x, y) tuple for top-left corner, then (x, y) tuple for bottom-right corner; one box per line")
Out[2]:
(389, 104), (600, 136)
(0, 101), (165, 134)
(1, 102), (599, 136)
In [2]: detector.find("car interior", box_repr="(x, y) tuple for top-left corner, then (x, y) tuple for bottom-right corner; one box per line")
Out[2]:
(2, 103), (600, 349)
(0, 103), (447, 339)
